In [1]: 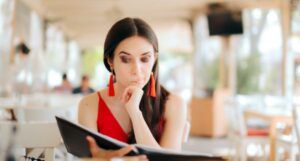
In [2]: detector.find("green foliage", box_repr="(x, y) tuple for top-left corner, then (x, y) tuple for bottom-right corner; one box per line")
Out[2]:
(160, 50), (192, 62)
(82, 48), (103, 78)
(237, 52), (261, 94)
(261, 62), (281, 94)
(203, 57), (220, 90)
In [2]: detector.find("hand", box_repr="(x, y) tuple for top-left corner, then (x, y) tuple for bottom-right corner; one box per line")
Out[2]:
(86, 136), (148, 160)
(121, 85), (144, 117)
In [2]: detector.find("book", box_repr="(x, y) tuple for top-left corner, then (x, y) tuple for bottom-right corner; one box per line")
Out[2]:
(55, 116), (226, 161)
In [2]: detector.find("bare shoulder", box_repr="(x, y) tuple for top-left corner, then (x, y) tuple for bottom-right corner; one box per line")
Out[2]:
(78, 92), (99, 120)
(78, 91), (101, 129)
(79, 92), (99, 110)
(78, 88), (108, 113)
(164, 93), (187, 119)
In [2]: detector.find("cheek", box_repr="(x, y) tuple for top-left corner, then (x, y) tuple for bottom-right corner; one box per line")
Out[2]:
(113, 64), (130, 83)
(142, 63), (154, 82)
(115, 67), (130, 81)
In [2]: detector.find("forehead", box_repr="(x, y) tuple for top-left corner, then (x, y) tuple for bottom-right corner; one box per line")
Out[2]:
(115, 36), (154, 55)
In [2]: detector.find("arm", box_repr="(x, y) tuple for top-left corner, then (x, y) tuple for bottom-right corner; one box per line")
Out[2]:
(78, 94), (98, 131)
(122, 86), (187, 150)
(121, 86), (161, 148)
(130, 110), (161, 148)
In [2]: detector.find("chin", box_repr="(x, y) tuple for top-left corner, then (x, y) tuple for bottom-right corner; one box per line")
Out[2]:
(128, 82), (145, 89)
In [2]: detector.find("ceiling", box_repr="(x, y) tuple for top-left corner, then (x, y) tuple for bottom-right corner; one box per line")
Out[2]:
(21, 0), (283, 49)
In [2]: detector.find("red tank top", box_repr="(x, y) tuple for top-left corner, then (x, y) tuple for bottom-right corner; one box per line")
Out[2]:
(97, 92), (166, 143)
(97, 92), (128, 142)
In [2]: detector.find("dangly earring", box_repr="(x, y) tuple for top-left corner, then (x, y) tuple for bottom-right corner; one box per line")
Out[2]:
(108, 69), (115, 97)
(148, 73), (156, 97)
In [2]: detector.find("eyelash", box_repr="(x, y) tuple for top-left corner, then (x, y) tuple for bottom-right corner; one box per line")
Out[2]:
(120, 56), (150, 63)
(120, 56), (130, 63)
(141, 57), (149, 62)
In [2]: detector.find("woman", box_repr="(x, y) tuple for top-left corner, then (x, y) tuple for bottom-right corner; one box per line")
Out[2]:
(78, 17), (187, 160)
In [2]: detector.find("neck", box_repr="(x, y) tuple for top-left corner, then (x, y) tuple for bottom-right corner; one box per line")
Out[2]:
(112, 82), (126, 101)
(105, 82), (127, 107)
(81, 86), (88, 91)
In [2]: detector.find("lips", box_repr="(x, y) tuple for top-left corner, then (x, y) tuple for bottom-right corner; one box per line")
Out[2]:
(131, 78), (144, 84)
(132, 80), (143, 84)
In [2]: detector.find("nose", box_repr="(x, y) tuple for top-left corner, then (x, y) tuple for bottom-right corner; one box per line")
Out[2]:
(131, 61), (142, 76)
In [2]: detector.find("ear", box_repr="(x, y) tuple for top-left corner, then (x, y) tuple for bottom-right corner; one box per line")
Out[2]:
(107, 58), (114, 69)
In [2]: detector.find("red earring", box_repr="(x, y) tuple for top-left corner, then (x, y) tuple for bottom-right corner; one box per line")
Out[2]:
(108, 73), (115, 97)
(148, 74), (156, 97)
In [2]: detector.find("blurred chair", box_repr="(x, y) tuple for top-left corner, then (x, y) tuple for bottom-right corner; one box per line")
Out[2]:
(225, 96), (269, 161)
(275, 105), (299, 161)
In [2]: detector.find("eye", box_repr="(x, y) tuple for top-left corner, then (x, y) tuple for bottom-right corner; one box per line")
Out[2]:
(120, 56), (131, 63)
(141, 56), (150, 63)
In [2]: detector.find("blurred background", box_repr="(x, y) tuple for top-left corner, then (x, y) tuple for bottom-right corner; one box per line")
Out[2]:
(1, 0), (300, 161)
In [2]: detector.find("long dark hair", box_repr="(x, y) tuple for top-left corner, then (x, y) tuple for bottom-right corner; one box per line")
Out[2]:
(103, 17), (169, 143)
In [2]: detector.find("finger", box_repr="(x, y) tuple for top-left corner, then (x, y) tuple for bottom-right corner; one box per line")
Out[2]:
(134, 82), (144, 89)
(121, 87), (133, 102)
(121, 87), (130, 103)
(86, 136), (102, 157)
(112, 145), (134, 157)
(130, 88), (144, 101)
(135, 87), (144, 96)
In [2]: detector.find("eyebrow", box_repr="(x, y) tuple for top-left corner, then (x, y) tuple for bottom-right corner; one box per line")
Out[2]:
(119, 51), (152, 56)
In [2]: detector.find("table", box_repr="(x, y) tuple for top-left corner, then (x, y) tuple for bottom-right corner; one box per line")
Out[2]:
(79, 156), (145, 161)
(0, 93), (82, 121)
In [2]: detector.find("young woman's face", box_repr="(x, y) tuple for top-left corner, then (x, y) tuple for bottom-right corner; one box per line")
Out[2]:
(110, 36), (156, 88)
